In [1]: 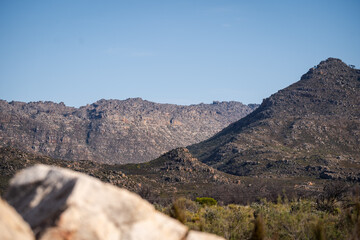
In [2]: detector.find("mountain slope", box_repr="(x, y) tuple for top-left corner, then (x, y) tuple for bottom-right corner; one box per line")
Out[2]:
(0, 146), (139, 195)
(189, 58), (360, 180)
(0, 98), (257, 164)
(0, 146), (325, 204)
(118, 147), (241, 185)
(0, 146), (244, 203)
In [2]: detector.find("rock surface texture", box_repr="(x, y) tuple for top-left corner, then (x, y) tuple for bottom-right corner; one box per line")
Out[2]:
(0, 98), (257, 164)
(5, 164), (224, 240)
(0, 197), (34, 240)
(189, 58), (360, 180)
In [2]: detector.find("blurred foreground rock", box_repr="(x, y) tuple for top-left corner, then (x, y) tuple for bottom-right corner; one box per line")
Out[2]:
(5, 164), (224, 240)
(0, 197), (34, 240)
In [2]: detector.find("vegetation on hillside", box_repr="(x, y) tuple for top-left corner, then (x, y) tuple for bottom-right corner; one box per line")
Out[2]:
(158, 183), (360, 240)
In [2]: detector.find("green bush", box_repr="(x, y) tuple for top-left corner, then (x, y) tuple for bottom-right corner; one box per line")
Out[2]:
(195, 197), (217, 206)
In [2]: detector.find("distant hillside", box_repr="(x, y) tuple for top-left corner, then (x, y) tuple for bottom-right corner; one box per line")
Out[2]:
(0, 98), (257, 164)
(1, 146), (321, 204)
(189, 58), (360, 181)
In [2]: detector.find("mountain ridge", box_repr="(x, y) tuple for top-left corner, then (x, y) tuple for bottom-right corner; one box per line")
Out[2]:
(0, 98), (258, 164)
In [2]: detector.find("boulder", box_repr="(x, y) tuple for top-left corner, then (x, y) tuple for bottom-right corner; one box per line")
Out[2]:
(0, 197), (34, 240)
(5, 164), (224, 240)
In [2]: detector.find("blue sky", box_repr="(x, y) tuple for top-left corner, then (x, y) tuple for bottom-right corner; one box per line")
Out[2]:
(1, 0), (359, 107)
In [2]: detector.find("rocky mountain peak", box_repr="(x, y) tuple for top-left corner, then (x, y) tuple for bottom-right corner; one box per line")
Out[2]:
(151, 147), (215, 174)
(162, 147), (197, 163)
(318, 57), (346, 66)
(301, 57), (357, 80)
(263, 57), (360, 117)
(189, 58), (360, 178)
(118, 147), (241, 186)
(316, 57), (350, 69)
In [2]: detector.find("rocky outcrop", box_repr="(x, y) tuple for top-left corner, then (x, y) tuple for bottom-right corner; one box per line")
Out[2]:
(120, 147), (240, 185)
(5, 165), (224, 240)
(0, 98), (257, 164)
(115, 147), (242, 202)
(0, 197), (34, 240)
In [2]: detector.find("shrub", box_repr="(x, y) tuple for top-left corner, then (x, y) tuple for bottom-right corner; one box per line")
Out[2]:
(312, 220), (325, 240)
(250, 215), (265, 240)
(169, 199), (186, 223)
(195, 197), (217, 206)
(158, 191), (360, 240)
(317, 181), (349, 212)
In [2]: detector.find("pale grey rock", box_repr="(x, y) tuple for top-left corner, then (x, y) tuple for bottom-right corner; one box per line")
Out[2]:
(0, 197), (34, 240)
(6, 164), (225, 240)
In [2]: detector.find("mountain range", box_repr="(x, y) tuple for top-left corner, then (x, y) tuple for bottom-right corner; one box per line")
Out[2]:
(0, 57), (359, 203)
(0, 99), (257, 164)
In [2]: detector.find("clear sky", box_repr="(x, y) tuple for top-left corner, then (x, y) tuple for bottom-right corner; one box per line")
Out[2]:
(1, 0), (359, 107)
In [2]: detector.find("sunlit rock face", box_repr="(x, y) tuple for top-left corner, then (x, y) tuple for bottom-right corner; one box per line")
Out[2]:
(0, 98), (257, 164)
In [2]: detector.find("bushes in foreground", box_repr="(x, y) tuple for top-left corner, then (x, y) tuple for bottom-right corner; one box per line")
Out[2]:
(158, 196), (360, 240)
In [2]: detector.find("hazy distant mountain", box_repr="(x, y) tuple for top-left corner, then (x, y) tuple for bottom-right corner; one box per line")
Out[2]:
(189, 58), (360, 180)
(0, 98), (257, 164)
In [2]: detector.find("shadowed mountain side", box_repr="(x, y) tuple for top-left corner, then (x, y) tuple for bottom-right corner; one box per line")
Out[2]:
(113, 147), (243, 201)
(188, 58), (360, 180)
(0, 98), (258, 164)
(0, 146), (139, 195)
(0, 146), (328, 205)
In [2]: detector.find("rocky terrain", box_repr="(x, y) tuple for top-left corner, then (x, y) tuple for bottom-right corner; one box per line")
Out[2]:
(0, 145), (324, 205)
(0, 146), (140, 196)
(116, 147), (243, 201)
(189, 58), (360, 181)
(119, 147), (241, 185)
(2, 165), (224, 240)
(0, 98), (257, 164)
